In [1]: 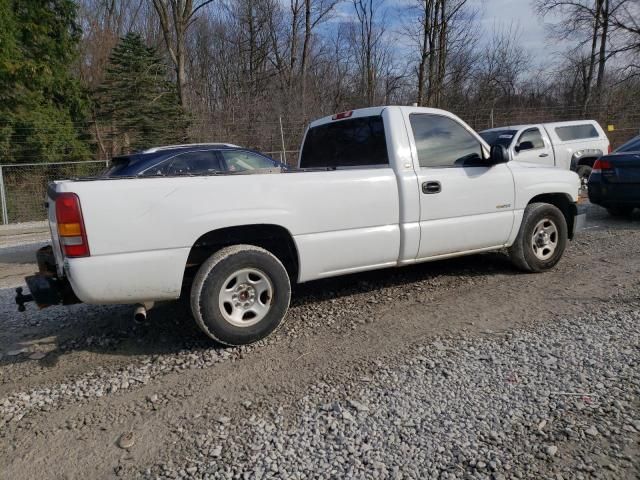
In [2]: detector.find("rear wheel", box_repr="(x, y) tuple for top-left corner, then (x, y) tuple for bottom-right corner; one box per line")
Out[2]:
(509, 203), (568, 273)
(190, 245), (291, 346)
(576, 165), (592, 190)
(606, 206), (634, 217)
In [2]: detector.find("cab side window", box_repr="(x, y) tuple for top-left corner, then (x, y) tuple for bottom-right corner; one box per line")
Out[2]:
(516, 128), (544, 152)
(148, 150), (223, 176)
(220, 150), (276, 171)
(409, 114), (483, 168)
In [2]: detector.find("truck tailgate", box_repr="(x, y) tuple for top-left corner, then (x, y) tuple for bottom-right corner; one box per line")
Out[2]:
(46, 183), (65, 277)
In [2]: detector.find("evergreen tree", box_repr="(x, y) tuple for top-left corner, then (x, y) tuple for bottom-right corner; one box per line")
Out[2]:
(96, 33), (189, 153)
(0, 0), (90, 164)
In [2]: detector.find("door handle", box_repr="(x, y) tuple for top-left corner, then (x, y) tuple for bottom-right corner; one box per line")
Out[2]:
(539, 153), (549, 158)
(422, 181), (441, 194)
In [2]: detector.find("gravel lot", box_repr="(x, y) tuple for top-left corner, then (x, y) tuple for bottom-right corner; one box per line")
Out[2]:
(0, 205), (638, 479)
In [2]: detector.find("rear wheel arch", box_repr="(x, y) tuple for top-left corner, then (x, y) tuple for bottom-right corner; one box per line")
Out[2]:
(526, 193), (577, 240)
(184, 224), (299, 286)
(570, 152), (602, 171)
(576, 156), (598, 168)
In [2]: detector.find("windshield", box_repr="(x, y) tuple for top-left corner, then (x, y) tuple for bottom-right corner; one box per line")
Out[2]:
(479, 130), (517, 147)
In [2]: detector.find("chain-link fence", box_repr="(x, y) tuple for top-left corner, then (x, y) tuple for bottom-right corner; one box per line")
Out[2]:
(0, 161), (108, 224)
(0, 151), (298, 225)
(1, 102), (639, 225)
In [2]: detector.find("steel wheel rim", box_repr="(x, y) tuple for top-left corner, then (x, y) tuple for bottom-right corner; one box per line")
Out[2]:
(531, 218), (558, 261)
(218, 268), (274, 327)
(580, 174), (589, 191)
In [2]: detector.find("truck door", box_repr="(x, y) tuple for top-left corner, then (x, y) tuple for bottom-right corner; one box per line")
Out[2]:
(404, 111), (515, 259)
(512, 127), (554, 166)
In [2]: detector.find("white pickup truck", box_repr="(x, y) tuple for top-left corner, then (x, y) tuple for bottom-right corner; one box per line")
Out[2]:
(479, 120), (610, 186)
(18, 106), (584, 346)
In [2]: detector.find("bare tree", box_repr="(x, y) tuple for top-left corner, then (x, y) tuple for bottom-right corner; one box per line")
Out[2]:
(473, 24), (530, 107)
(611, 1), (640, 80)
(150, 0), (216, 108)
(535, 0), (632, 110)
(407, 0), (471, 107)
(350, 0), (387, 106)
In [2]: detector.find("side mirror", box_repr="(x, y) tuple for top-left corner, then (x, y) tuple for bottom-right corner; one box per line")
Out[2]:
(515, 141), (534, 153)
(489, 145), (509, 165)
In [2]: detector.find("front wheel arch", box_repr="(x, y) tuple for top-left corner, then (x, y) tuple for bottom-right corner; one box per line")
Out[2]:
(509, 202), (568, 273)
(526, 193), (577, 240)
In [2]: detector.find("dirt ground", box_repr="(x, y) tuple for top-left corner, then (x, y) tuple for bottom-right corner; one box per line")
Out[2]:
(0, 205), (638, 479)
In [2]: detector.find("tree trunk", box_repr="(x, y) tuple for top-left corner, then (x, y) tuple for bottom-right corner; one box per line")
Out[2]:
(582, 0), (602, 114)
(416, 0), (434, 106)
(595, 0), (609, 101)
(300, 0), (312, 111)
(426, 0), (440, 106)
(435, 0), (447, 107)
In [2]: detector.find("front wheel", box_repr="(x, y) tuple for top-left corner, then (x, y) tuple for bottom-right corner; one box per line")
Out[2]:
(190, 245), (291, 346)
(509, 203), (568, 273)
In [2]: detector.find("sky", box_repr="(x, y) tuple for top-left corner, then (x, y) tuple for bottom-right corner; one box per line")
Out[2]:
(472, 0), (550, 57)
(330, 0), (557, 61)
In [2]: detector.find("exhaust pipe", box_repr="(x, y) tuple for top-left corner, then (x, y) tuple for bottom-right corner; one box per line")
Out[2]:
(133, 302), (154, 323)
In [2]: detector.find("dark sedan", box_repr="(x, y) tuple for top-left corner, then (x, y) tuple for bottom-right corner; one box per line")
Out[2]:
(103, 143), (286, 177)
(588, 135), (640, 216)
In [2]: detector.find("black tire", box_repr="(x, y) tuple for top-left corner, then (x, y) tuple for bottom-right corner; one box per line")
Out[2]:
(576, 165), (592, 189)
(606, 206), (634, 217)
(509, 203), (568, 273)
(190, 245), (291, 346)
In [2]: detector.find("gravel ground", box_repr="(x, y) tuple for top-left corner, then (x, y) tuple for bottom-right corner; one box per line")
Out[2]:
(149, 302), (640, 480)
(0, 204), (638, 479)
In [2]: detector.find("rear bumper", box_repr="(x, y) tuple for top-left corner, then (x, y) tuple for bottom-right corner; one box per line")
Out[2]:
(588, 181), (640, 208)
(16, 246), (79, 311)
(17, 246), (189, 309)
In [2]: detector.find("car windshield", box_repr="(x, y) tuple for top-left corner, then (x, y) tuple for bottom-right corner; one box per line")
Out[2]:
(479, 130), (517, 147)
(615, 136), (640, 153)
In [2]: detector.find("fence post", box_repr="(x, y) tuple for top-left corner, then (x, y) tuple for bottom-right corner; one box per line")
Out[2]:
(279, 116), (287, 165)
(0, 165), (7, 225)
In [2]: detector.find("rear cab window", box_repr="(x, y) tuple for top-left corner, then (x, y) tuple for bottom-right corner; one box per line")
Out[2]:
(555, 124), (599, 141)
(300, 115), (389, 169)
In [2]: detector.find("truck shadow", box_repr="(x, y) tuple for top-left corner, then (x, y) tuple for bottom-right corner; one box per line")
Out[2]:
(1, 250), (517, 368)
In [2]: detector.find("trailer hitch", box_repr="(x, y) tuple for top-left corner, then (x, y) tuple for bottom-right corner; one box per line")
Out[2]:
(15, 287), (34, 312)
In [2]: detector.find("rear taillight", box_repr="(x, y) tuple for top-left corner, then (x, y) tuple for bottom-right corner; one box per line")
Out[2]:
(608, 144), (612, 154)
(55, 193), (90, 257)
(592, 158), (613, 174)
